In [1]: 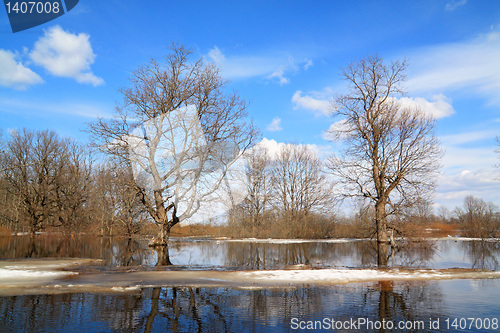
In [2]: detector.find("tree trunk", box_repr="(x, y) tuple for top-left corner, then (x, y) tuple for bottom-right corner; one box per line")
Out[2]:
(375, 199), (389, 267)
(157, 244), (173, 265)
(158, 223), (170, 245)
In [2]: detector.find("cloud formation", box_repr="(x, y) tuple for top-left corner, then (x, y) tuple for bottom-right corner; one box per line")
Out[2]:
(255, 138), (332, 160)
(207, 46), (312, 84)
(434, 127), (499, 208)
(291, 90), (331, 116)
(30, 25), (103, 86)
(436, 169), (498, 208)
(266, 117), (283, 132)
(407, 29), (500, 104)
(0, 49), (43, 89)
(397, 94), (455, 119)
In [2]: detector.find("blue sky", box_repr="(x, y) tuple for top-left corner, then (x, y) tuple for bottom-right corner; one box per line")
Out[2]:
(1, 0), (499, 210)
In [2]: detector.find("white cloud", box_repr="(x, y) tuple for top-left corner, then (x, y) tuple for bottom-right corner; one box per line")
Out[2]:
(322, 95), (454, 142)
(322, 119), (351, 141)
(254, 138), (287, 158)
(445, 0), (467, 11)
(268, 66), (291, 85)
(407, 29), (500, 104)
(29, 25), (103, 86)
(434, 128), (500, 208)
(442, 145), (497, 171)
(439, 129), (497, 172)
(436, 169), (499, 208)
(266, 117), (283, 132)
(207, 46), (309, 84)
(303, 59), (313, 70)
(397, 94), (455, 119)
(207, 46), (226, 64)
(0, 49), (43, 89)
(291, 90), (332, 116)
(254, 138), (332, 160)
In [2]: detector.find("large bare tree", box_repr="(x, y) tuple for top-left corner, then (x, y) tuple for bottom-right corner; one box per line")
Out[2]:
(88, 45), (257, 245)
(326, 55), (442, 266)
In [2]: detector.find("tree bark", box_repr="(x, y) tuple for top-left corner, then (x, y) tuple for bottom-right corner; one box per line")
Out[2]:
(376, 199), (389, 267)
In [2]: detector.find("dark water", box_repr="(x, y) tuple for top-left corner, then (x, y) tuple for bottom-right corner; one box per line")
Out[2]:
(1, 235), (500, 332)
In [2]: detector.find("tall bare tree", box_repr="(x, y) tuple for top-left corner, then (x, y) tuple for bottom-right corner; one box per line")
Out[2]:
(88, 45), (257, 244)
(326, 55), (442, 266)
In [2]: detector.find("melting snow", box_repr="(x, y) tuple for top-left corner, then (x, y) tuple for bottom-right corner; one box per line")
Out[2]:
(234, 268), (500, 284)
(0, 268), (75, 280)
(1, 258), (500, 295)
(218, 238), (365, 244)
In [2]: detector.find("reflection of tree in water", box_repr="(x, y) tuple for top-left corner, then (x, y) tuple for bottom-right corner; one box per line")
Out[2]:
(116, 287), (326, 332)
(224, 242), (374, 269)
(355, 281), (444, 333)
(225, 243), (312, 269)
(463, 240), (500, 270)
(223, 240), (436, 269)
(0, 282), (448, 332)
(389, 240), (437, 268)
(0, 234), (154, 267)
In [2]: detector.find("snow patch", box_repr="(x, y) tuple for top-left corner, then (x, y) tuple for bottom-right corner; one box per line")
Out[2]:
(111, 286), (141, 292)
(0, 268), (76, 280)
(220, 238), (365, 244)
(236, 268), (500, 284)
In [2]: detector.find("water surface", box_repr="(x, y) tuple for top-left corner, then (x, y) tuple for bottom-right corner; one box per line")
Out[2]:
(1, 235), (499, 332)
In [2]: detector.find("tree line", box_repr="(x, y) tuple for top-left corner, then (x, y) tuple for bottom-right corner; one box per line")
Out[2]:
(0, 128), (147, 236)
(1, 46), (499, 267)
(0, 127), (498, 240)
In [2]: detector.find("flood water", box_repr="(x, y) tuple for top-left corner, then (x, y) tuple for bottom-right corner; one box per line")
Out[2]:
(1, 234), (500, 332)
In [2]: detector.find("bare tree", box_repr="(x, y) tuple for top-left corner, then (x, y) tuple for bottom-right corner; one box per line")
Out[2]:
(326, 55), (442, 266)
(457, 195), (499, 238)
(88, 45), (257, 244)
(242, 146), (271, 232)
(112, 164), (148, 236)
(53, 141), (92, 231)
(88, 163), (119, 236)
(271, 144), (332, 218)
(2, 129), (91, 234)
